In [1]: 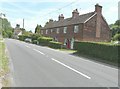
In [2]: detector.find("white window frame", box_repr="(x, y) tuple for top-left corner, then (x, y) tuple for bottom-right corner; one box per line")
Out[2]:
(74, 25), (79, 33)
(56, 28), (59, 34)
(41, 30), (43, 34)
(46, 30), (48, 34)
(63, 27), (67, 33)
(51, 29), (53, 33)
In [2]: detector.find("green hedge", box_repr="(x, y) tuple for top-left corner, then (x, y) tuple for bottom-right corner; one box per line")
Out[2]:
(48, 41), (62, 49)
(32, 40), (38, 44)
(37, 37), (53, 45)
(74, 41), (119, 64)
(18, 35), (30, 41)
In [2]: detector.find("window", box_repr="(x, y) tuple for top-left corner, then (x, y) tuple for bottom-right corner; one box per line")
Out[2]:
(41, 30), (43, 34)
(63, 27), (67, 33)
(56, 28), (59, 34)
(74, 25), (79, 33)
(46, 30), (48, 34)
(51, 29), (53, 33)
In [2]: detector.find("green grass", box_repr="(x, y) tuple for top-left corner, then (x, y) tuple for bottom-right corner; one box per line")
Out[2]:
(58, 49), (77, 53)
(0, 39), (10, 87)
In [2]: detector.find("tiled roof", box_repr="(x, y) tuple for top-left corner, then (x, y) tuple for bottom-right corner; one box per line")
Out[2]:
(43, 12), (95, 29)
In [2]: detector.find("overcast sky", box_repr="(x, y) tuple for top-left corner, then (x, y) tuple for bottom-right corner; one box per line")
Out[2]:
(0, 0), (119, 32)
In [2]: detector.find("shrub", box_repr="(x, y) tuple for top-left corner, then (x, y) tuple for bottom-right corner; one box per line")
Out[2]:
(18, 35), (29, 41)
(31, 34), (41, 41)
(49, 41), (62, 49)
(74, 41), (119, 64)
(32, 40), (38, 44)
(37, 37), (53, 45)
(113, 34), (120, 41)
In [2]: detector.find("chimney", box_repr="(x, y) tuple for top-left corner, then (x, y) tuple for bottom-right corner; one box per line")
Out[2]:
(49, 19), (53, 22)
(95, 3), (102, 14)
(58, 14), (64, 21)
(72, 9), (79, 18)
(95, 4), (102, 38)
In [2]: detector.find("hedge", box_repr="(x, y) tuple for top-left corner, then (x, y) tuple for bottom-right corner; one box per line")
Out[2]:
(48, 41), (62, 49)
(74, 41), (119, 64)
(32, 40), (38, 44)
(37, 37), (53, 46)
(18, 35), (30, 41)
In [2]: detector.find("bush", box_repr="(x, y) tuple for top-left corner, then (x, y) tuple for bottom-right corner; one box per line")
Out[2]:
(31, 34), (41, 41)
(74, 41), (119, 64)
(37, 37), (53, 45)
(18, 35), (29, 41)
(113, 34), (120, 41)
(32, 40), (38, 44)
(49, 41), (62, 49)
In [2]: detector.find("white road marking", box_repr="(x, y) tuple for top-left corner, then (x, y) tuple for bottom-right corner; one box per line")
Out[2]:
(33, 49), (45, 55)
(25, 45), (30, 48)
(51, 58), (91, 79)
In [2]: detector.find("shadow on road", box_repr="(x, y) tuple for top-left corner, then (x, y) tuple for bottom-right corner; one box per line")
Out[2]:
(70, 52), (118, 69)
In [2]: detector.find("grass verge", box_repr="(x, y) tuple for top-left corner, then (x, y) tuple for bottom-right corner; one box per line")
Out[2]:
(0, 39), (10, 87)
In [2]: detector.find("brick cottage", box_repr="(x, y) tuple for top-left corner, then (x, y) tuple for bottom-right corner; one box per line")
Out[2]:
(41, 4), (111, 49)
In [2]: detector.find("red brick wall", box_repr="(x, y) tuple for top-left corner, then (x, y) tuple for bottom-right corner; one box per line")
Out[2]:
(83, 15), (96, 41)
(83, 14), (110, 42)
(41, 24), (83, 43)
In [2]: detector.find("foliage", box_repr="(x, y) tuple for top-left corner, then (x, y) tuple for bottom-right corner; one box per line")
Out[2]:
(31, 33), (41, 41)
(109, 20), (120, 37)
(18, 34), (30, 41)
(32, 40), (38, 44)
(0, 18), (13, 38)
(0, 40), (9, 79)
(35, 24), (42, 34)
(37, 36), (53, 45)
(74, 41), (119, 64)
(113, 34), (120, 41)
(48, 41), (62, 49)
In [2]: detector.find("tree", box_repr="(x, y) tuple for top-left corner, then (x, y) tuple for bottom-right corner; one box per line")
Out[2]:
(114, 20), (120, 26)
(0, 18), (13, 38)
(113, 34), (120, 41)
(35, 24), (42, 34)
(109, 20), (120, 37)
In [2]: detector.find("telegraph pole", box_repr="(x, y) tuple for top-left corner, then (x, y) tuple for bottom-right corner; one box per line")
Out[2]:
(23, 18), (24, 29)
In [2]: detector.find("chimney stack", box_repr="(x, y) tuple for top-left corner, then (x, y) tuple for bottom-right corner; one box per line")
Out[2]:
(95, 3), (102, 14)
(95, 3), (102, 38)
(58, 14), (64, 21)
(49, 19), (53, 22)
(72, 9), (79, 18)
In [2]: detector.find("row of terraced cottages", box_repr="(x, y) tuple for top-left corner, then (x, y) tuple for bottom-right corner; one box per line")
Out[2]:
(40, 4), (111, 49)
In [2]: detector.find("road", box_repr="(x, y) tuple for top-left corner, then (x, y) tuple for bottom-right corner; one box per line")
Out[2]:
(5, 39), (118, 87)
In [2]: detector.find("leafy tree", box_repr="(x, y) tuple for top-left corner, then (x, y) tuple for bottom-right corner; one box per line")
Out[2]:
(114, 20), (120, 26)
(35, 24), (42, 34)
(109, 20), (120, 37)
(0, 18), (13, 38)
(113, 34), (120, 41)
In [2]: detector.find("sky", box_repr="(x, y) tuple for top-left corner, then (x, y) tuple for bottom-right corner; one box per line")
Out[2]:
(0, 0), (119, 32)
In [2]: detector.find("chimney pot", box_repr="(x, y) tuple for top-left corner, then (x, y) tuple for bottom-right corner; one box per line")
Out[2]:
(72, 9), (79, 18)
(58, 14), (64, 21)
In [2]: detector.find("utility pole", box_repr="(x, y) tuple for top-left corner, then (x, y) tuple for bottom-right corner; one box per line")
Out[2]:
(23, 18), (24, 29)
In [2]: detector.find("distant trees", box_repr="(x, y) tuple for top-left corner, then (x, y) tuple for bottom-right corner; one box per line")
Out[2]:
(35, 24), (42, 34)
